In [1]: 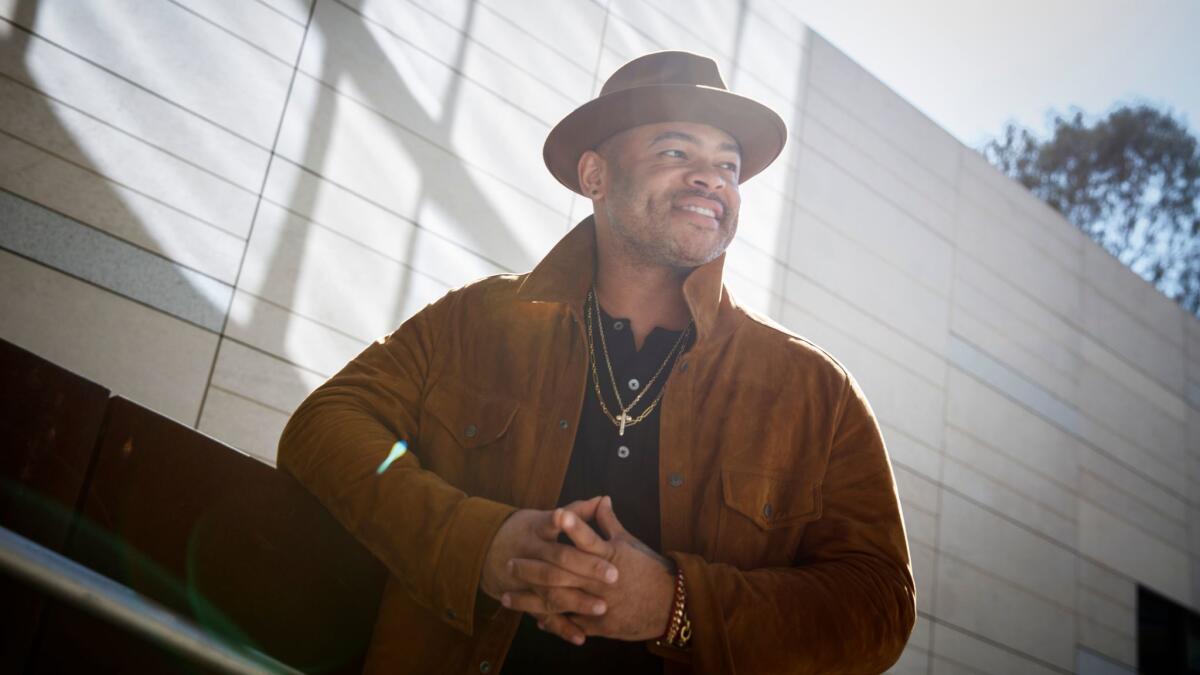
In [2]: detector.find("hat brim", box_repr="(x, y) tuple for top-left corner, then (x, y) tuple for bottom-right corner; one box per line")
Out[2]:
(544, 84), (787, 195)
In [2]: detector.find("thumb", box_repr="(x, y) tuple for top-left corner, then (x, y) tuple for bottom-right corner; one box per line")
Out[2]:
(595, 495), (625, 539)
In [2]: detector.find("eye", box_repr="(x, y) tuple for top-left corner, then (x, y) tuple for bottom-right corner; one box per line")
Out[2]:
(719, 161), (740, 173)
(661, 149), (686, 159)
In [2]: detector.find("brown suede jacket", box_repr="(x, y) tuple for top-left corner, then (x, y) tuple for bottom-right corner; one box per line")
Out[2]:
(278, 217), (916, 674)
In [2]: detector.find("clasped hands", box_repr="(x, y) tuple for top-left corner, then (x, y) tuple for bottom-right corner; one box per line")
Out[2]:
(480, 496), (675, 646)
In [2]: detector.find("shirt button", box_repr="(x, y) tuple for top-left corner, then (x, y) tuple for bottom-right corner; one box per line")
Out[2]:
(763, 503), (774, 520)
(668, 472), (684, 488)
(613, 320), (624, 330)
(559, 419), (569, 429)
(464, 424), (477, 438)
(479, 661), (492, 673)
(617, 445), (630, 459)
(628, 378), (640, 391)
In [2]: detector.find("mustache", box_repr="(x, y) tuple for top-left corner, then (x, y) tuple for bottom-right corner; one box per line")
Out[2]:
(674, 188), (728, 216)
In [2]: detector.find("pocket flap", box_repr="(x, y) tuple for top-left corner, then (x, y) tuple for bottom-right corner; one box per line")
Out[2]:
(721, 468), (821, 530)
(424, 381), (519, 449)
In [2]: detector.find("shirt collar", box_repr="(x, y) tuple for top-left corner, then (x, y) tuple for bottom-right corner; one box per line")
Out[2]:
(517, 215), (742, 350)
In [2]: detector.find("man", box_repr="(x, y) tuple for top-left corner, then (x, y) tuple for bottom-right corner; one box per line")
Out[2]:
(279, 51), (915, 674)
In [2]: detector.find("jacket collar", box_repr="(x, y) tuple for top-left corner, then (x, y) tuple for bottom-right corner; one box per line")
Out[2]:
(517, 215), (742, 350)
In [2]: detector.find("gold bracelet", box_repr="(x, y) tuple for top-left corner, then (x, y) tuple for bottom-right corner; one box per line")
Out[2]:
(657, 568), (692, 649)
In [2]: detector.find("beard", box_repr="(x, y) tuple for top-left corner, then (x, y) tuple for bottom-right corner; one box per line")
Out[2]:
(603, 175), (737, 271)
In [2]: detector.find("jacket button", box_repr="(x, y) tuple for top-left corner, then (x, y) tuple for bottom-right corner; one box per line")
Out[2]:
(479, 661), (492, 673)
(763, 503), (773, 520)
(559, 419), (569, 429)
(464, 425), (478, 438)
(445, 608), (457, 621)
(668, 472), (684, 488)
(679, 361), (689, 372)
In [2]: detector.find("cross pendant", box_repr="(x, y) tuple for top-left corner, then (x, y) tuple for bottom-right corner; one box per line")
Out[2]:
(617, 412), (632, 436)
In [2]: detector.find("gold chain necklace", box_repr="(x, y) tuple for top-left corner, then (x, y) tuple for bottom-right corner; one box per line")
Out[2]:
(585, 288), (692, 436)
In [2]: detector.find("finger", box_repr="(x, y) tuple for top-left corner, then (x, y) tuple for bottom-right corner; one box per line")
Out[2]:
(560, 496), (604, 522)
(539, 612), (587, 646)
(529, 541), (619, 585)
(501, 589), (549, 614)
(501, 588), (606, 617)
(533, 509), (564, 541)
(558, 509), (616, 560)
(595, 495), (626, 539)
(507, 557), (590, 589)
(547, 587), (607, 617)
(532, 498), (603, 542)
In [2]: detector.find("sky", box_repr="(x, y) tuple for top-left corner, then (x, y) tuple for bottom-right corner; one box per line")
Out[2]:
(786, 0), (1200, 149)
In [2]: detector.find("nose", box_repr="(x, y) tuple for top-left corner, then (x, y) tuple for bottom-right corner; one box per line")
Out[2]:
(685, 164), (727, 192)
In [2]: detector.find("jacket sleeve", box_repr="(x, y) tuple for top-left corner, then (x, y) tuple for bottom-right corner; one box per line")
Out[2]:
(666, 373), (917, 674)
(276, 298), (516, 636)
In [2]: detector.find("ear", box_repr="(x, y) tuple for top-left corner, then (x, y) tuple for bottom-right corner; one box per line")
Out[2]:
(577, 150), (606, 199)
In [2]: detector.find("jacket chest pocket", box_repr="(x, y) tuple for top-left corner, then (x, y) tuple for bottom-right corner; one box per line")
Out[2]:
(419, 380), (520, 500)
(715, 468), (822, 568)
(423, 381), (519, 449)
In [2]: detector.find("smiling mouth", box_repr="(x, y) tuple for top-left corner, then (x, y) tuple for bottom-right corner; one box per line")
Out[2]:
(678, 204), (718, 218)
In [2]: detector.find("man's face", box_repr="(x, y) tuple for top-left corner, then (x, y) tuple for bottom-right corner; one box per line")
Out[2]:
(597, 121), (742, 271)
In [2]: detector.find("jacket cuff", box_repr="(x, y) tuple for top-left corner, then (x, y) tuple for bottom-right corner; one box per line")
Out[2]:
(646, 639), (692, 665)
(433, 496), (517, 635)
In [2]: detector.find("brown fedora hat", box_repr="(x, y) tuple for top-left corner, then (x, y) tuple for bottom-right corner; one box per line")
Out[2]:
(544, 50), (786, 195)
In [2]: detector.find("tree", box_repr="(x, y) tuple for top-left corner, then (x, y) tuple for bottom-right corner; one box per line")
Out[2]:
(981, 104), (1200, 316)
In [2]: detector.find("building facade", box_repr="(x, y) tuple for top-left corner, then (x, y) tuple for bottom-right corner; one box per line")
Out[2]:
(1, 1), (1198, 672)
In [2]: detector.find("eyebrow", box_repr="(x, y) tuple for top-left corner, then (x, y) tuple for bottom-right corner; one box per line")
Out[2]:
(648, 130), (741, 156)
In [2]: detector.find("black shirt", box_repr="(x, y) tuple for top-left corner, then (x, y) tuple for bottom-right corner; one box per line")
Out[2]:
(501, 301), (693, 674)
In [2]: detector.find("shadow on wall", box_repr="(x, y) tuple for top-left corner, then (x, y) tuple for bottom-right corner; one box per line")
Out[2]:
(0, 0), (232, 326)
(248, 0), (505, 357)
(219, 0), (589, 448)
(0, 0), (245, 425)
(1, 0), (242, 331)
(2, 0), (569, 444)
(4, 0), (814, 458)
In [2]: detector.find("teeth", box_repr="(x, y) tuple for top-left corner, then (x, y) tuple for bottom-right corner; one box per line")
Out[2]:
(680, 205), (717, 218)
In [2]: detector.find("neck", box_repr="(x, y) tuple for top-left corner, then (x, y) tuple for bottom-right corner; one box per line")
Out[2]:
(593, 249), (692, 351)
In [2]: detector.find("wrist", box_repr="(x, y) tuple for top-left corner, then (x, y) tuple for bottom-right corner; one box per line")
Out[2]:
(479, 508), (522, 599)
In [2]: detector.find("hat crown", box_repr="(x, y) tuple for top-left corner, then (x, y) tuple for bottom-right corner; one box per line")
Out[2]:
(599, 51), (727, 97)
(543, 50), (784, 194)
